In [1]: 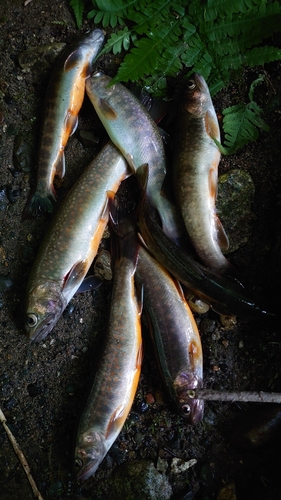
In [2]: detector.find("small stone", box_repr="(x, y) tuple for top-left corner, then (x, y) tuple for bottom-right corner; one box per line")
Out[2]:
(94, 249), (112, 280)
(0, 189), (9, 211)
(145, 393), (155, 404)
(0, 276), (12, 292)
(13, 134), (33, 172)
(77, 129), (100, 148)
(27, 383), (40, 397)
(216, 482), (237, 500)
(171, 458), (197, 474)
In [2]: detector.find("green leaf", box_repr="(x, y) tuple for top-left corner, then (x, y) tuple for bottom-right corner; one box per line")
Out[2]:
(69, 0), (84, 28)
(220, 100), (269, 154)
(99, 27), (132, 56)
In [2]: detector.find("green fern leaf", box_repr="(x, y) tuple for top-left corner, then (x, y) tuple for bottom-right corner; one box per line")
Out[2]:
(99, 27), (133, 56)
(220, 100), (269, 154)
(88, 0), (132, 27)
(70, 0), (84, 28)
(245, 45), (281, 67)
(112, 19), (182, 83)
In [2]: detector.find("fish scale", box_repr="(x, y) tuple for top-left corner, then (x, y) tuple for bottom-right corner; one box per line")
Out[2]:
(25, 142), (129, 342)
(24, 29), (105, 217)
(86, 71), (181, 242)
(136, 244), (204, 424)
(74, 229), (142, 481)
(172, 73), (231, 275)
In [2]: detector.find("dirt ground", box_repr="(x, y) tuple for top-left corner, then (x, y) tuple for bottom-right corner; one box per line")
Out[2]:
(1, 1), (281, 499)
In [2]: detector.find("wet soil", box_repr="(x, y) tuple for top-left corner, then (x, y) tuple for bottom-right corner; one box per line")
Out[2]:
(1, 1), (281, 499)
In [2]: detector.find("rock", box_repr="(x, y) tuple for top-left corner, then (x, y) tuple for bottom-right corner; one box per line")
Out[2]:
(216, 482), (237, 500)
(217, 169), (255, 253)
(18, 43), (66, 71)
(107, 460), (173, 500)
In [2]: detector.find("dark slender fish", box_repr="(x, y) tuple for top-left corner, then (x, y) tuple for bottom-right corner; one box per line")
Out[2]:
(74, 223), (142, 480)
(136, 245), (204, 424)
(24, 29), (104, 216)
(172, 73), (231, 274)
(85, 70), (181, 242)
(25, 142), (129, 341)
(137, 173), (276, 321)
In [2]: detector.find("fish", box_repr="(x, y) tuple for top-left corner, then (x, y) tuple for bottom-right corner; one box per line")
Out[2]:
(136, 244), (204, 424)
(23, 29), (104, 217)
(172, 73), (231, 274)
(74, 215), (142, 481)
(25, 142), (129, 341)
(85, 70), (181, 242)
(137, 168), (277, 322)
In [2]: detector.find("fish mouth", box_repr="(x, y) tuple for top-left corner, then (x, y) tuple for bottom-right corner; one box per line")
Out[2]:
(27, 313), (58, 342)
(76, 459), (99, 481)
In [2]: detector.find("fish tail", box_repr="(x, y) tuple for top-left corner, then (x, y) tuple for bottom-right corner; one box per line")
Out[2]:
(107, 190), (140, 267)
(22, 186), (56, 219)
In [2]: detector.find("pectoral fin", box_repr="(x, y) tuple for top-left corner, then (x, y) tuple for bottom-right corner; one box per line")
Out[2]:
(54, 151), (65, 178)
(205, 108), (220, 140)
(214, 214), (229, 251)
(65, 111), (79, 137)
(64, 48), (82, 72)
(63, 261), (88, 293)
(99, 98), (118, 120)
(106, 405), (126, 440)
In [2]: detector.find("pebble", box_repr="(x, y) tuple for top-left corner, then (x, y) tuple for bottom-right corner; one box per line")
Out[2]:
(13, 134), (33, 172)
(18, 43), (66, 71)
(171, 458), (197, 474)
(0, 275), (12, 292)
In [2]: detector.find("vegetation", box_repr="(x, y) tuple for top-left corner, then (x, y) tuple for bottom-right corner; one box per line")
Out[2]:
(69, 0), (281, 152)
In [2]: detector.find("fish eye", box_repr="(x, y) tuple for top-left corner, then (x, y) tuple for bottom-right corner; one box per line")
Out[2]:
(181, 404), (191, 416)
(74, 457), (83, 470)
(92, 70), (103, 78)
(26, 314), (38, 328)
(186, 79), (196, 90)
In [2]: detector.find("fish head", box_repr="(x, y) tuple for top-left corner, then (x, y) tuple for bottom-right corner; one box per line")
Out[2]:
(25, 282), (66, 341)
(74, 430), (106, 481)
(87, 70), (117, 106)
(174, 372), (204, 425)
(183, 73), (211, 117)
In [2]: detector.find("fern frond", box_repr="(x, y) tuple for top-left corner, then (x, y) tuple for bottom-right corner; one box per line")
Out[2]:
(88, 0), (134, 27)
(245, 46), (281, 67)
(70, 0), (84, 29)
(112, 19), (182, 83)
(220, 100), (269, 154)
(99, 27), (133, 56)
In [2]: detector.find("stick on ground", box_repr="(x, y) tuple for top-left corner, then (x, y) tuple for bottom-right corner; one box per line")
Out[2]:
(187, 389), (281, 404)
(0, 407), (43, 500)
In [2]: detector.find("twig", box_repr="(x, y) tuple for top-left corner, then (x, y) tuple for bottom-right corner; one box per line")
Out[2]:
(187, 389), (281, 404)
(0, 407), (44, 500)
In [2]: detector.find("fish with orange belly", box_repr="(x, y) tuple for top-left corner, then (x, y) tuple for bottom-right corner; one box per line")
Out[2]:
(74, 216), (142, 480)
(136, 243), (204, 424)
(172, 73), (231, 275)
(24, 29), (104, 216)
(25, 142), (130, 341)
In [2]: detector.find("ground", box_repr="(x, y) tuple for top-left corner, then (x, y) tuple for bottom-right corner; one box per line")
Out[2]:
(0, 1), (281, 499)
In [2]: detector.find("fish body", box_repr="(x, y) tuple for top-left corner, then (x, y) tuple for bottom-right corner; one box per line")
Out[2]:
(74, 228), (142, 480)
(25, 29), (104, 216)
(25, 142), (129, 341)
(137, 187), (276, 322)
(173, 73), (230, 274)
(86, 71), (179, 241)
(136, 245), (203, 424)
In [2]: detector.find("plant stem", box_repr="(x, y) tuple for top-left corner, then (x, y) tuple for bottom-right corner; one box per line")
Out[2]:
(0, 407), (44, 500)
